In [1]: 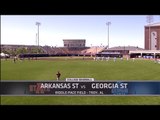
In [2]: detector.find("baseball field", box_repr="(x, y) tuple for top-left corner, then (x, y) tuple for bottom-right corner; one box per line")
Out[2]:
(1, 57), (160, 105)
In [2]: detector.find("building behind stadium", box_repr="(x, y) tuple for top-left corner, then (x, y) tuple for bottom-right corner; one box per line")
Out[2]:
(145, 22), (160, 50)
(63, 39), (86, 48)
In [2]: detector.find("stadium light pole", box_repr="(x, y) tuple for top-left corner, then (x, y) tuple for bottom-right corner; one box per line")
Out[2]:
(36, 22), (41, 47)
(106, 22), (111, 49)
(146, 16), (153, 50)
(36, 33), (37, 46)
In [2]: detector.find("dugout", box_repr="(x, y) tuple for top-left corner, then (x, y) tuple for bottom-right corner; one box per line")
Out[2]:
(129, 50), (160, 58)
(18, 53), (49, 58)
(96, 52), (123, 57)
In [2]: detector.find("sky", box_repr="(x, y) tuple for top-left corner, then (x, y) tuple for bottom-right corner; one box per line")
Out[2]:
(1, 15), (160, 48)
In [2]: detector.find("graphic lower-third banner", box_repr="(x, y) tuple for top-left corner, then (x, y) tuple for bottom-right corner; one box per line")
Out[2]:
(1, 81), (160, 96)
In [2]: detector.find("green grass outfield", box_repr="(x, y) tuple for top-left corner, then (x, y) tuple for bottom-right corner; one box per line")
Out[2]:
(1, 57), (160, 105)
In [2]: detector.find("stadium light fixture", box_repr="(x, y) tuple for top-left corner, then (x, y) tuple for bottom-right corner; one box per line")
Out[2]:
(106, 22), (111, 49)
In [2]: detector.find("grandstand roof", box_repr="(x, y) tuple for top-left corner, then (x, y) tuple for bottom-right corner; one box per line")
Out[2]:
(106, 46), (144, 51)
(63, 39), (86, 41)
